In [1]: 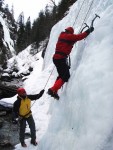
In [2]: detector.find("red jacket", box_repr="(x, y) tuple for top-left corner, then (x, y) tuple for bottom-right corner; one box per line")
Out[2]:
(53, 31), (88, 59)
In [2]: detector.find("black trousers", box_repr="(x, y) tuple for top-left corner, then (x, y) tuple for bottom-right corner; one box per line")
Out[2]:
(19, 115), (36, 143)
(53, 58), (70, 82)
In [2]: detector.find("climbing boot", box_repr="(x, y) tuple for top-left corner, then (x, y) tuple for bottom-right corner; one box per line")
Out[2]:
(48, 89), (59, 100)
(21, 142), (27, 147)
(47, 88), (54, 97)
(53, 93), (59, 100)
(31, 140), (38, 146)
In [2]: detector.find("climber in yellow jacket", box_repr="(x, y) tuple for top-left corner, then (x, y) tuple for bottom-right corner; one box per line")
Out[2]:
(12, 87), (44, 147)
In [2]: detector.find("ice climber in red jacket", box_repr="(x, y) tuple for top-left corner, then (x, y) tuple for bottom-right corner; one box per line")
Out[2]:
(48, 26), (94, 100)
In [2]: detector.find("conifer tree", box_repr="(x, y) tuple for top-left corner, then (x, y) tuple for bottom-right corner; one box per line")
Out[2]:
(11, 4), (14, 18)
(26, 0), (77, 50)
(32, 10), (46, 46)
(24, 16), (31, 47)
(16, 12), (25, 53)
(0, 0), (4, 11)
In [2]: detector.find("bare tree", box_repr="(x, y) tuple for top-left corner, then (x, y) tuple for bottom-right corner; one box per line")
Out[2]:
(49, 0), (57, 7)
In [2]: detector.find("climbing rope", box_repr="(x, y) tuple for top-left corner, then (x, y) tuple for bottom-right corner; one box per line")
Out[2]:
(68, 0), (95, 69)
(41, 0), (96, 90)
(65, 1), (97, 140)
(34, 0), (96, 95)
(43, 66), (55, 90)
(30, 66), (55, 108)
(72, 0), (86, 27)
(29, 0), (97, 107)
(78, 0), (95, 33)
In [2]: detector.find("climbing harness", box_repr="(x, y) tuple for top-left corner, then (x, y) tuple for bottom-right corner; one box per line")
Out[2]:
(55, 51), (71, 68)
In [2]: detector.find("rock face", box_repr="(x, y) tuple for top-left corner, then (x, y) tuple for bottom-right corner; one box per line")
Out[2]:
(0, 113), (18, 150)
(0, 78), (21, 149)
(0, 78), (24, 149)
(0, 111), (6, 116)
(0, 111), (31, 150)
(0, 83), (17, 99)
(0, 138), (13, 150)
(0, 118), (3, 128)
(0, 75), (23, 99)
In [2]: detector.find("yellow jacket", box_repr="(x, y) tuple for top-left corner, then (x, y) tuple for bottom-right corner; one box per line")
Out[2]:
(19, 97), (32, 118)
(13, 91), (44, 119)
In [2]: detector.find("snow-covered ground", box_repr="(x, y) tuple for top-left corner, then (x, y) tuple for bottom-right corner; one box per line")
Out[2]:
(1, 0), (113, 149)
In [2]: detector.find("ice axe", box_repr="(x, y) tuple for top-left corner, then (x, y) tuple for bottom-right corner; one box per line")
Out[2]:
(80, 14), (100, 33)
(80, 23), (89, 33)
(90, 14), (100, 27)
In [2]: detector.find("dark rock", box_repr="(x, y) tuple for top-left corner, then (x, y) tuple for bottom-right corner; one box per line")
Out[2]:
(22, 77), (27, 81)
(0, 135), (12, 146)
(1, 73), (11, 82)
(0, 119), (3, 128)
(29, 67), (33, 72)
(0, 83), (17, 99)
(0, 111), (7, 116)
(0, 139), (13, 147)
(0, 105), (12, 113)
(0, 114), (19, 148)
(21, 72), (30, 76)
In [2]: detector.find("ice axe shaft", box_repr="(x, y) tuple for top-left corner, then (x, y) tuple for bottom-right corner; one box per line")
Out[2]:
(90, 14), (100, 27)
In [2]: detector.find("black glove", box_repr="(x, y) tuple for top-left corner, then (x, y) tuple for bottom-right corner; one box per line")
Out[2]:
(85, 27), (94, 35)
(12, 118), (18, 124)
(39, 89), (45, 97)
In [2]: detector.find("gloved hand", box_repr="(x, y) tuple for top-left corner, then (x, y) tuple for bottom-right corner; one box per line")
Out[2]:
(18, 116), (23, 121)
(39, 89), (45, 97)
(85, 27), (94, 35)
(12, 118), (18, 124)
(89, 27), (94, 32)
